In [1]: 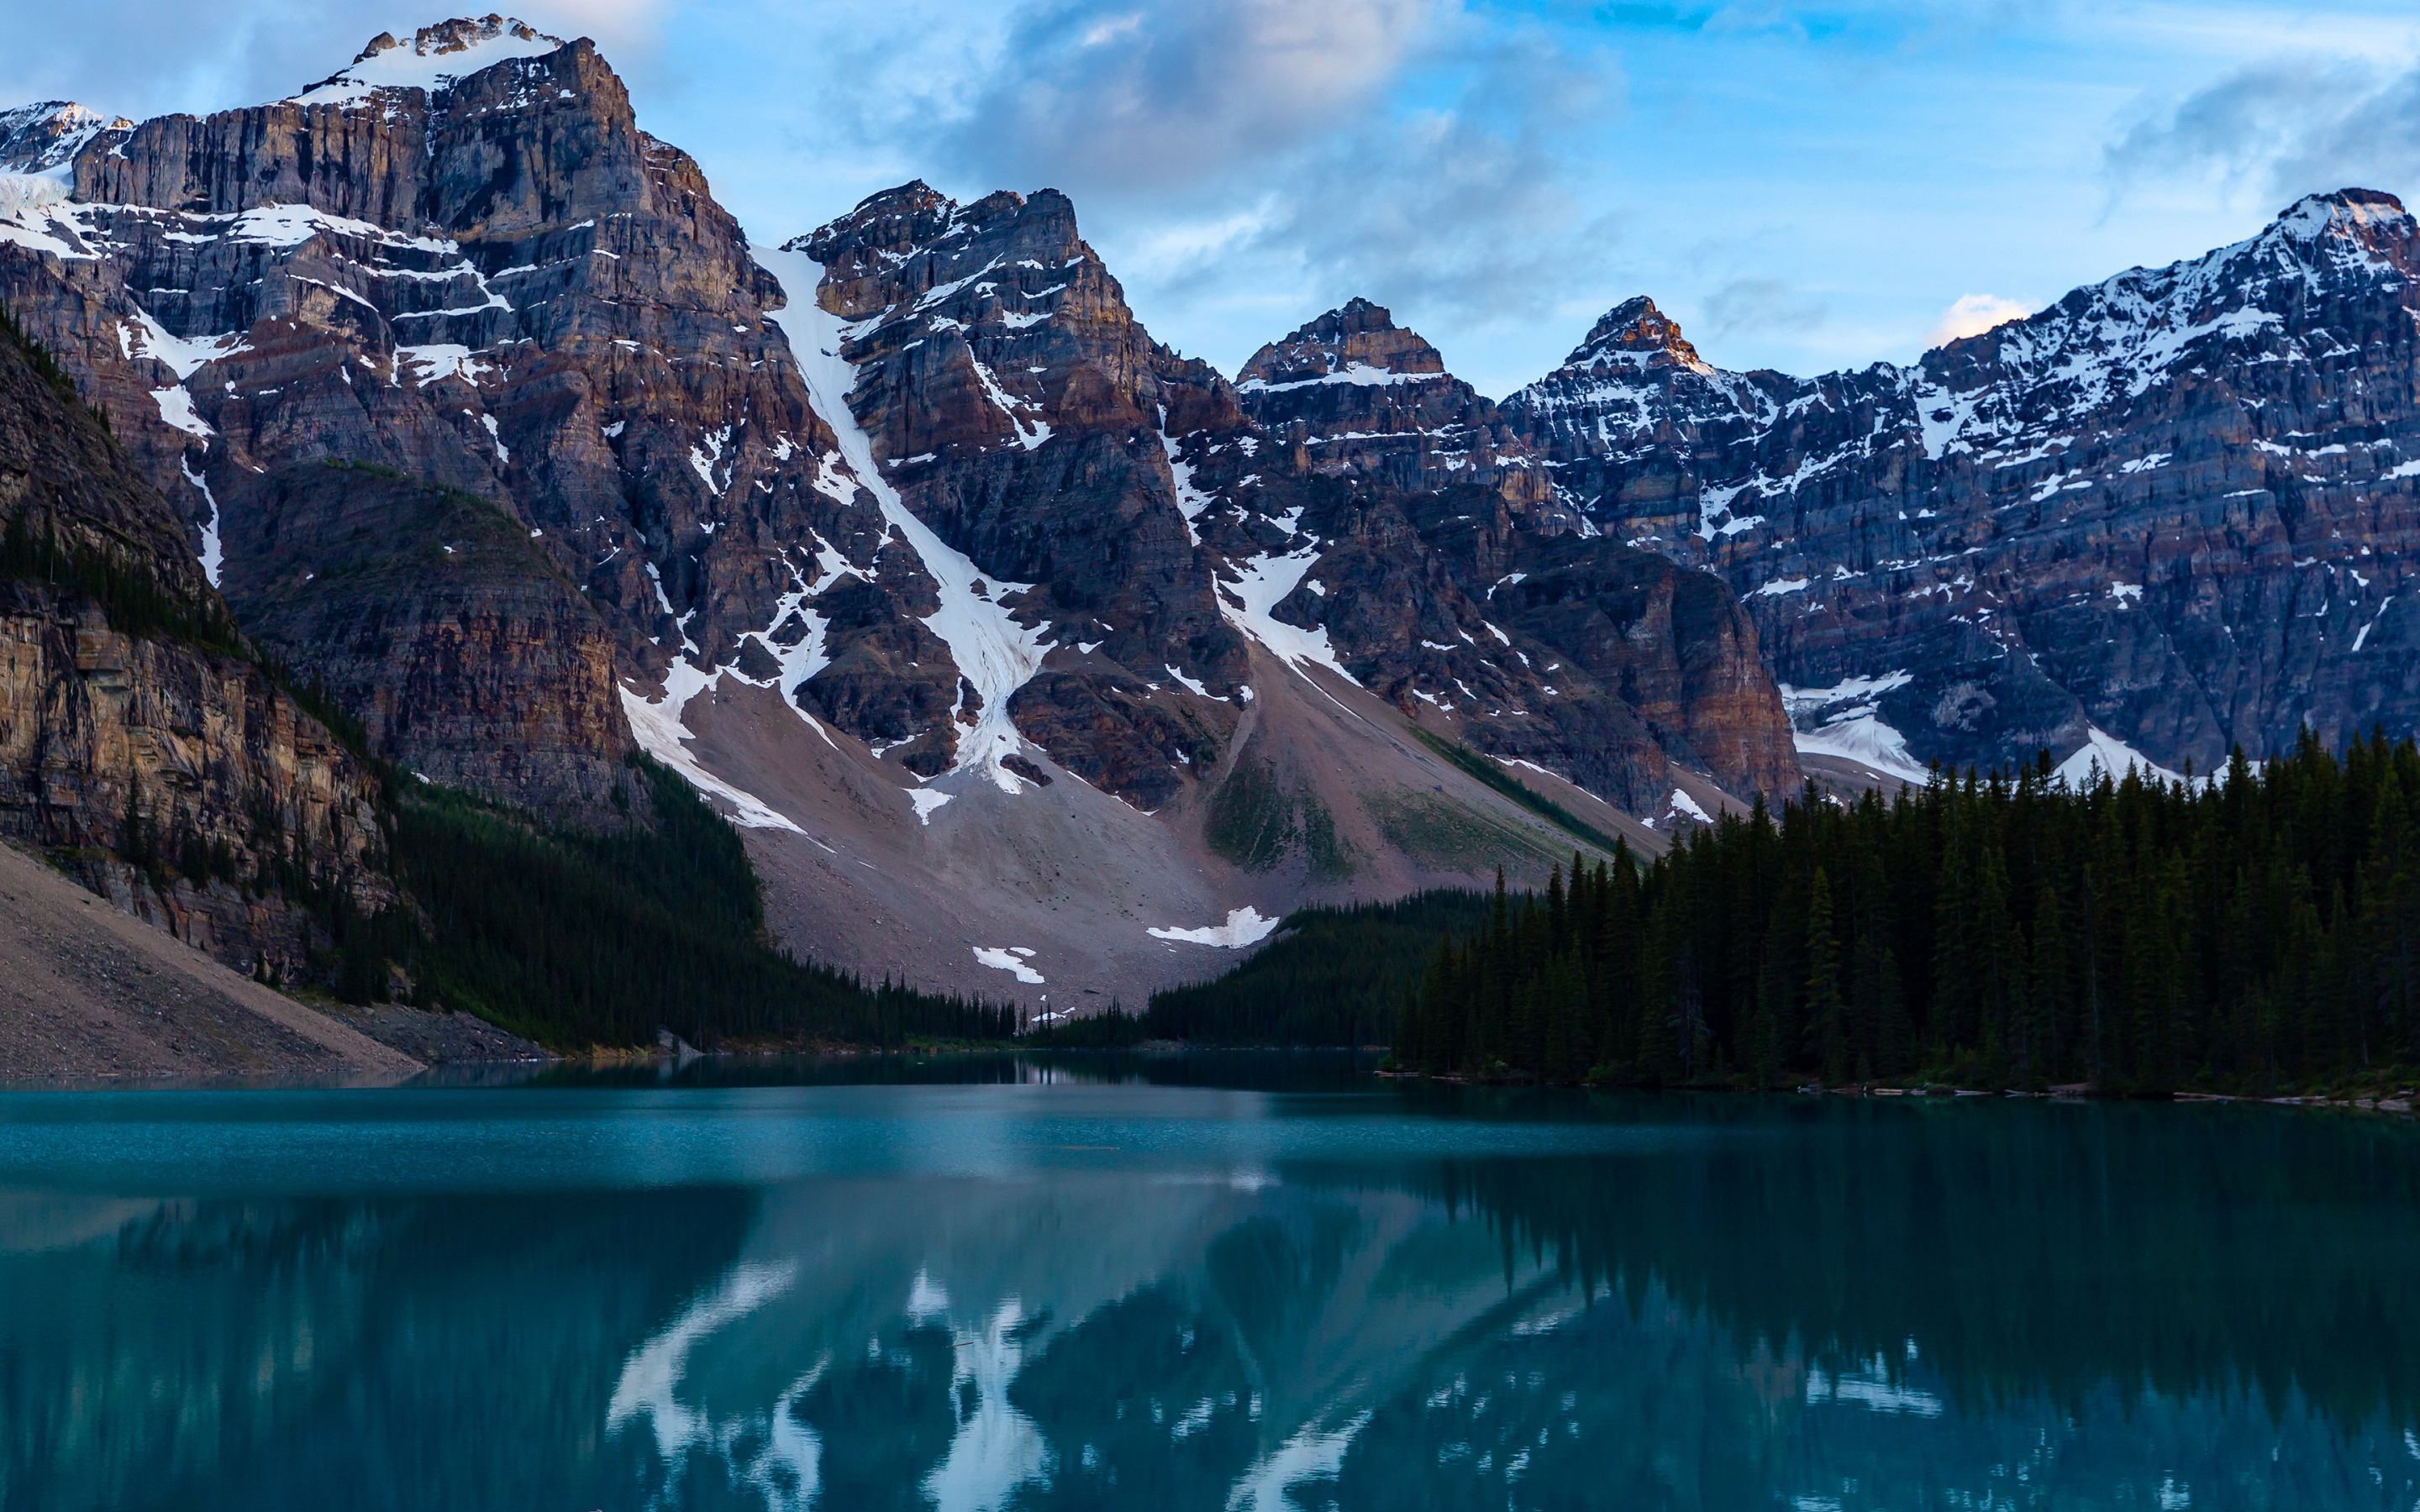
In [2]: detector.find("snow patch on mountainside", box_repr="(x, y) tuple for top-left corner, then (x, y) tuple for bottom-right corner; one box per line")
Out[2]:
(1157, 412), (1213, 546)
(182, 458), (222, 587)
(755, 243), (1054, 792)
(0, 175), (104, 260)
(1237, 362), (1444, 394)
(619, 665), (803, 833)
(1148, 907), (1281, 948)
(1217, 543), (1360, 688)
(1781, 671), (1932, 785)
(2054, 727), (2186, 789)
(972, 947), (1044, 984)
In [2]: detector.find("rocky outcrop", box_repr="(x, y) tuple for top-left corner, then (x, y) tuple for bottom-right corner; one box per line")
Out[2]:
(0, 102), (130, 174)
(1197, 298), (1800, 809)
(216, 462), (629, 811)
(1507, 191), (2420, 779)
(0, 18), (873, 822)
(0, 307), (388, 977)
(1236, 297), (1547, 509)
(786, 181), (1249, 801)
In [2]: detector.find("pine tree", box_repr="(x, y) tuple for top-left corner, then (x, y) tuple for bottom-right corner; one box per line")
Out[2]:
(1807, 868), (1849, 1084)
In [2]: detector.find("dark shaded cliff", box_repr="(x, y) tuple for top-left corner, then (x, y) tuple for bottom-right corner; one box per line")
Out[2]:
(0, 304), (390, 976)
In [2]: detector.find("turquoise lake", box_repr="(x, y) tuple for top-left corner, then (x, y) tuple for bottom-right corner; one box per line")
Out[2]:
(2, 1054), (2416, 1510)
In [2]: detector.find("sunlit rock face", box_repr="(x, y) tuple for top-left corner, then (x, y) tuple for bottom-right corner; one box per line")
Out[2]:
(1509, 192), (2420, 778)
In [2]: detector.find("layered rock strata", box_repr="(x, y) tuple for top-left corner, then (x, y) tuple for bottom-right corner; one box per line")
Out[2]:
(0, 307), (388, 977)
(1507, 192), (2420, 778)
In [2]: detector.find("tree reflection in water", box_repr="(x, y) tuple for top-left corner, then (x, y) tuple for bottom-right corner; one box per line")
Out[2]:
(0, 1082), (2414, 1509)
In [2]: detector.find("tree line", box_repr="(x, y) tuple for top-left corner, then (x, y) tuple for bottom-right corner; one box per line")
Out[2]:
(329, 757), (1028, 1049)
(1392, 735), (2420, 1093)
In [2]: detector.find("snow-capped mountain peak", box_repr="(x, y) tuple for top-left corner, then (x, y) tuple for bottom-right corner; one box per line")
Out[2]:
(0, 102), (132, 175)
(288, 16), (566, 106)
(1912, 186), (2419, 463)
(1235, 297), (1449, 391)
(2273, 186), (2410, 241)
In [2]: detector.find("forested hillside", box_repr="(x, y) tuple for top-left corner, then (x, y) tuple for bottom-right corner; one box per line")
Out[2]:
(1395, 737), (2420, 1093)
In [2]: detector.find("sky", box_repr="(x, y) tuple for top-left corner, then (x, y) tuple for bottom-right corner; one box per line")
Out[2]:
(4, 0), (2416, 397)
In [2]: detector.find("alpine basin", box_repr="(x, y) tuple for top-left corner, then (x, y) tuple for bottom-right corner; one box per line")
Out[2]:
(1, 1055), (2415, 1510)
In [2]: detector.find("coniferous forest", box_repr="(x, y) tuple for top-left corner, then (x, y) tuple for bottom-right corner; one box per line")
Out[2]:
(329, 757), (1024, 1051)
(1389, 734), (2420, 1094)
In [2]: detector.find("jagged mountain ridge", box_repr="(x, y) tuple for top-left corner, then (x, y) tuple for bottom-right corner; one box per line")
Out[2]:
(1, 18), (1737, 1005)
(16, 17), (2402, 1003)
(1504, 189), (2420, 781)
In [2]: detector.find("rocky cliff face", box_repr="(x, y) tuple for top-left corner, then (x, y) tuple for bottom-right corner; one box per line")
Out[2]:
(1507, 191), (2420, 780)
(0, 16), (881, 818)
(1206, 297), (1799, 812)
(777, 181), (1246, 804)
(0, 310), (388, 977)
(1236, 297), (1546, 509)
(217, 463), (627, 807)
(0, 16), (1811, 1005)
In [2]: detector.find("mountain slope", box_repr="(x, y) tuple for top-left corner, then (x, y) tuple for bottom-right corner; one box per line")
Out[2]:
(1, 21), (1718, 1006)
(0, 299), (392, 979)
(1509, 190), (2420, 780)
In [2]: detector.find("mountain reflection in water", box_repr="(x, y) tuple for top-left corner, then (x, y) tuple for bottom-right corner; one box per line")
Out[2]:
(0, 1058), (2414, 1510)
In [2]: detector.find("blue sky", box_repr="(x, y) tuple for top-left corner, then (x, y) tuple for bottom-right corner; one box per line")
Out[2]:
(6, 0), (2416, 396)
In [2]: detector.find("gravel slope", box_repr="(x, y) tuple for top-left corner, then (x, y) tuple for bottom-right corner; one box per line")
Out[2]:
(0, 842), (421, 1083)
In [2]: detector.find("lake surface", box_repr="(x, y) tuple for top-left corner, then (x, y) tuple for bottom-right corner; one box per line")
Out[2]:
(2, 1054), (2417, 1511)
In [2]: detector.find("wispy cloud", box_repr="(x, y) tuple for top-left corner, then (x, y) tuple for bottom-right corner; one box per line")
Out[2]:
(2105, 56), (2420, 207)
(933, 0), (1439, 192)
(1698, 276), (1827, 341)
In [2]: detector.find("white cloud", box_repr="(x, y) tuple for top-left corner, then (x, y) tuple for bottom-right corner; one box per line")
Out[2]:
(937, 0), (1440, 192)
(1925, 292), (2030, 347)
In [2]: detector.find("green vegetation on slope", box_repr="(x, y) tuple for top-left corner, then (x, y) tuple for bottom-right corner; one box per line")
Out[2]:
(330, 756), (1021, 1049)
(1407, 725), (1629, 857)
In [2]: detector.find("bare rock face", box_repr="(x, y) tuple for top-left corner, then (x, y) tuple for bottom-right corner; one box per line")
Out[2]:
(0, 309), (387, 978)
(1195, 298), (1800, 809)
(1506, 191), (2420, 779)
(0, 19), (877, 821)
(215, 463), (629, 811)
(1236, 297), (1547, 510)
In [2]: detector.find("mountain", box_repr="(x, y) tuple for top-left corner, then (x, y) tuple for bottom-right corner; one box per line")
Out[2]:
(0, 102), (131, 175)
(1507, 190), (2420, 782)
(11, 17), (2407, 1016)
(1, 19), (1733, 1010)
(0, 297), (391, 979)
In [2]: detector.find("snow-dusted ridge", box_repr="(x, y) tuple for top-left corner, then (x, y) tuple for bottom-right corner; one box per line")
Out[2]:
(288, 17), (565, 106)
(1913, 188), (2416, 463)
